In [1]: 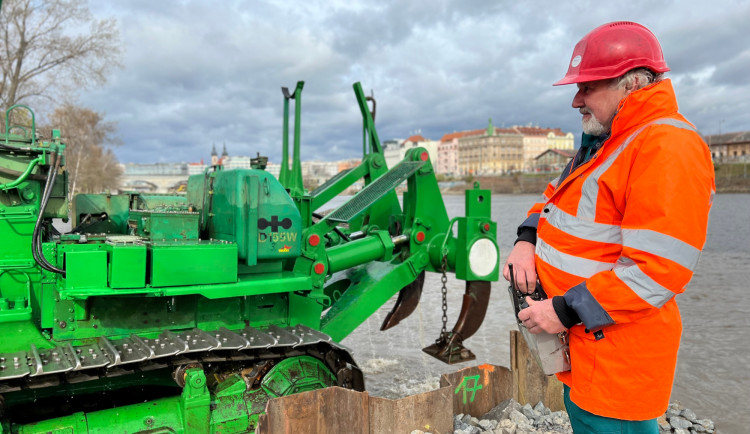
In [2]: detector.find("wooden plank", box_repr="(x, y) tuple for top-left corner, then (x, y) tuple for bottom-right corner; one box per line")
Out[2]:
(257, 387), (369, 434)
(369, 387), (453, 434)
(510, 330), (564, 411)
(439, 363), (514, 417)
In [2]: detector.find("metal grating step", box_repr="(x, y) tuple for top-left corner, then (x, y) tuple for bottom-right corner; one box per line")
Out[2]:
(327, 161), (422, 223)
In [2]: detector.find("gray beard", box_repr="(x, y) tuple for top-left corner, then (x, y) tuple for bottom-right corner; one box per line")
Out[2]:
(582, 113), (609, 136)
(581, 113), (612, 136)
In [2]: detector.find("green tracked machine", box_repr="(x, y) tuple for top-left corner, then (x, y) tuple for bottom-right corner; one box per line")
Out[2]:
(0, 79), (499, 433)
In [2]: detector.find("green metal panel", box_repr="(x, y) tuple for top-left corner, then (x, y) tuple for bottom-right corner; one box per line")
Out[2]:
(129, 209), (199, 240)
(455, 185), (499, 281)
(106, 239), (147, 289)
(186, 171), (208, 217)
(133, 194), (188, 210)
(209, 170), (260, 265)
(288, 292), (324, 329)
(206, 169), (301, 267)
(0, 214), (36, 323)
(465, 184), (492, 217)
(455, 217), (499, 281)
(65, 250), (108, 290)
(252, 170), (301, 262)
(0, 269), (32, 323)
(149, 240), (237, 287)
(73, 194), (131, 234)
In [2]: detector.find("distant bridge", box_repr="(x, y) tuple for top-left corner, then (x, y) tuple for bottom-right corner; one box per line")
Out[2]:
(120, 175), (188, 193)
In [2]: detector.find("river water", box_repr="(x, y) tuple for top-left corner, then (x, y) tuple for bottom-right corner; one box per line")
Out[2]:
(341, 193), (750, 434)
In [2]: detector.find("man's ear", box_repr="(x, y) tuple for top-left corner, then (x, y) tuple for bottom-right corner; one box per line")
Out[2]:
(625, 75), (641, 92)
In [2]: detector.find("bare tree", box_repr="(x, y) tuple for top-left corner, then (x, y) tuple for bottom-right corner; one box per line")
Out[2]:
(0, 0), (121, 109)
(46, 103), (121, 198)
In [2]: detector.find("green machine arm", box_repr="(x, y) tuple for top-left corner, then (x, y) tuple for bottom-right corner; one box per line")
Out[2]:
(280, 81), (305, 197)
(298, 144), (498, 363)
(279, 82), (500, 364)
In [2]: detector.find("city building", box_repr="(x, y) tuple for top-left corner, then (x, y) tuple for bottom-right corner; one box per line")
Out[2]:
(704, 131), (750, 162)
(437, 132), (465, 177)
(265, 162), (281, 179)
(383, 139), (404, 170)
(513, 125), (575, 172)
(224, 155), (254, 170)
(458, 120), (524, 175)
(439, 120), (574, 176)
(406, 135), (439, 165)
(533, 148), (575, 173)
(547, 130), (576, 151)
(383, 135), (438, 169)
(337, 158), (361, 172)
(187, 161), (207, 176)
(301, 161), (340, 189)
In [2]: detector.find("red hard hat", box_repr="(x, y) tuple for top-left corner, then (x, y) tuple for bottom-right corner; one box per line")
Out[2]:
(553, 21), (669, 86)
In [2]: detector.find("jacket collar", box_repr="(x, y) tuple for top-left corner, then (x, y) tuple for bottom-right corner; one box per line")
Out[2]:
(550, 79), (680, 201)
(609, 78), (679, 139)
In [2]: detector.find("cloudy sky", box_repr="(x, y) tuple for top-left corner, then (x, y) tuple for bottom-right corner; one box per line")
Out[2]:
(81, 0), (750, 165)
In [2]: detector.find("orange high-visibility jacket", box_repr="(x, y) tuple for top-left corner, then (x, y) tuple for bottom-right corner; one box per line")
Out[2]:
(522, 79), (715, 420)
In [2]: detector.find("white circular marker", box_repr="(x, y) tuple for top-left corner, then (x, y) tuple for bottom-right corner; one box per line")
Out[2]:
(468, 238), (498, 277)
(571, 55), (582, 67)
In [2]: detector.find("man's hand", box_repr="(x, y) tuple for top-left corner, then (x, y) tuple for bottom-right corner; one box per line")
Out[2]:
(503, 240), (537, 294)
(517, 298), (566, 334)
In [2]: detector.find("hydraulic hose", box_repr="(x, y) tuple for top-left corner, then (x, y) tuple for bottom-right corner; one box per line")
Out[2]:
(32, 157), (65, 277)
(31, 153), (57, 268)
(0, 154), (45, 190)
(31, 153), (66, 276)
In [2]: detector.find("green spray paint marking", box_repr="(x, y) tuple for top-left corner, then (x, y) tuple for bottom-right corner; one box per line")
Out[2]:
(454, 375), (483, 404)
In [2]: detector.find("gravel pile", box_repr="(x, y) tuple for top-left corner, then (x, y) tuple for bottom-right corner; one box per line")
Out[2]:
(659, 402), (716, 434)
(408, 399), (716, 434)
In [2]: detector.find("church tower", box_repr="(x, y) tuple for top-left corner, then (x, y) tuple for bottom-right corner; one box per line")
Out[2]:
(221, 143), (229, 165)
(211, 143), (218, 166)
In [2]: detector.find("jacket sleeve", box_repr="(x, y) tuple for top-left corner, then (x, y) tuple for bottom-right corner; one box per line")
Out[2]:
(563, 125), (715, 330)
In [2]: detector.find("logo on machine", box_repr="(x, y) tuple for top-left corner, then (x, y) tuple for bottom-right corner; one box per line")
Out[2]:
(258, 232), (297, 243)
(258, 216), (292, 232)
(258, 216), (297, 244)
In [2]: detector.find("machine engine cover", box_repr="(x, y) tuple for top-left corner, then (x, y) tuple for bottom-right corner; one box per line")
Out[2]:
(189, 169), (302, 266)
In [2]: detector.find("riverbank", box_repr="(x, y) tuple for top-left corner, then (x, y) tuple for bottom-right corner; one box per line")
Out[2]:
(443, 163), (750, 194)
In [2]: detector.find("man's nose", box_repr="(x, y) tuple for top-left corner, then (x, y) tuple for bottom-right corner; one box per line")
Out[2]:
(572, 91), (584, 108)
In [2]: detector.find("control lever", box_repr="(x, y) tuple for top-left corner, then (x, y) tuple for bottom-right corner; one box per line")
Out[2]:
(507, 263), (571, 375)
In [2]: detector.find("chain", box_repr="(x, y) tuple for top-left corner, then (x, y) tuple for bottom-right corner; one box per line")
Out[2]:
(440, 254), (448, 338)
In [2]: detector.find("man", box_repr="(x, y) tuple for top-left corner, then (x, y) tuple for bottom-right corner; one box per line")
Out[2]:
(503, 22), (715, 433)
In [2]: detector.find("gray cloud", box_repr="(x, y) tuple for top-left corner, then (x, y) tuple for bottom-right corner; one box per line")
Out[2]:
(80, 0), (749, 164)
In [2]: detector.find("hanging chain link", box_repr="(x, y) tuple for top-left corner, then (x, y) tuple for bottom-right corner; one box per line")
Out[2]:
(439, 254), (449, 338)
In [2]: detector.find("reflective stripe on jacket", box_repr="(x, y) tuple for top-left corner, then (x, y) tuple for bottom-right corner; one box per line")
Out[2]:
(526, 79), (715, 420)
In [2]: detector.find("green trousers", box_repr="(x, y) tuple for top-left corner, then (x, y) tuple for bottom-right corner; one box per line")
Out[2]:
(563, 385), (658, 434)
